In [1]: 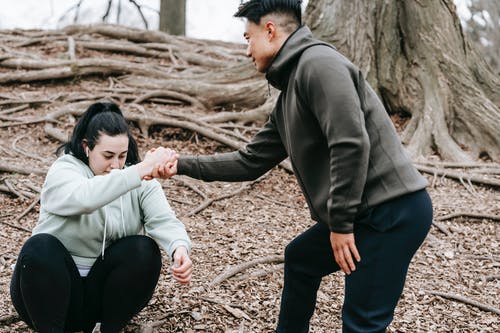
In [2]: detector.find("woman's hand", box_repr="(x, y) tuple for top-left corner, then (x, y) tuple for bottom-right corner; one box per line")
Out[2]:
(330, 232), (361, 275)
(138, 147), (177, 180)
(171, 246), (192, 285)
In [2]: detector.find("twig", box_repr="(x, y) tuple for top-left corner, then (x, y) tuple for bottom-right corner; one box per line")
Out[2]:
(172, 177), (207, 200)
(0, 184), (36, 199)
(209, 255), (284, 288)
(0, 104), (29, 115)
(4, 179), (28, 200)
(432, 221), (450, 235)
(185, 182), (254, 217)
(232, 263), (285, 282)
(129, 0), (149, 29)
(0, 218), (32, 233)
(15, 195), (40, 221)
(435, 212), (500, 222)
(255, 194), (294, 208)
(424, 289), (500, 315)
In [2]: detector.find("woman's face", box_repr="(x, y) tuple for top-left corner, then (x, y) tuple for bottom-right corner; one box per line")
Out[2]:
(85, 134), (129, 175)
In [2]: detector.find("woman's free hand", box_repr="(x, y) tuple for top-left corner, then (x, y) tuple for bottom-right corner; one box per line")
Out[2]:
(330, 232), (361, 275)
(171, 246), (192, 285)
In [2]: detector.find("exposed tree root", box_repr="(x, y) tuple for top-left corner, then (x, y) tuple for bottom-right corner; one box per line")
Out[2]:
(415, 164), (500, 187)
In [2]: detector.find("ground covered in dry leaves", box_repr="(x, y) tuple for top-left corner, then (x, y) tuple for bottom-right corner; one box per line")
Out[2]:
(0, 27), (498, 333)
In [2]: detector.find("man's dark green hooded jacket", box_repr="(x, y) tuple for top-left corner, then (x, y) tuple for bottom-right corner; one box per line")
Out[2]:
(178, 26), (427, 233)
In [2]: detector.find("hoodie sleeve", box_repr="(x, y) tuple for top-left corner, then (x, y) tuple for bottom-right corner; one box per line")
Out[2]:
(139, 180), (191, 257)
(299, 49), (370, 234)
(177, 111), (288, 181)
(41, 156), (142, 216)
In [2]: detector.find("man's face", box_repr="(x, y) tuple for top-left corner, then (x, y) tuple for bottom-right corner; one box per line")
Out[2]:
(86, 134), (128, 175)
(244, 20), (277, 73)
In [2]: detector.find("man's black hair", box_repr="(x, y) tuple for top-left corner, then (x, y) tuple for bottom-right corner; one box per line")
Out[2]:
(57, 102), (140, 166)
(234, 0), (302, 26)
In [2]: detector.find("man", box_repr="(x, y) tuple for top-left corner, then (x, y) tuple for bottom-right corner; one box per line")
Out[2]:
(159, 0), (432, 332)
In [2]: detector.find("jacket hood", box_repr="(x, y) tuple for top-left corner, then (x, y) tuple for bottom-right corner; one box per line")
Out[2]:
(266, 25), (332, 90)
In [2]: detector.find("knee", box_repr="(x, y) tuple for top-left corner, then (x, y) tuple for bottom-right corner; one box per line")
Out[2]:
(284, 240), (302, 269)
(124, 236), (161, 269)
(20, 234), (65, 265)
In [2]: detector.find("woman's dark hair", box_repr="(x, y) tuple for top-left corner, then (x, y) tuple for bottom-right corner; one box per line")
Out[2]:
(57, 102), (140, 165)
(234, 0), (302, 26)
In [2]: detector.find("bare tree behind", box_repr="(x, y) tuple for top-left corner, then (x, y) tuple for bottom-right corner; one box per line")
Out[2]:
(462, 0), (499, 74)
(305, 0), (499, 162)
(159, 0), (186, 35)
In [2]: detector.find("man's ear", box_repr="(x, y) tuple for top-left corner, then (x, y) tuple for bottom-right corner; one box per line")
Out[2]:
(265, 21), (277, 41)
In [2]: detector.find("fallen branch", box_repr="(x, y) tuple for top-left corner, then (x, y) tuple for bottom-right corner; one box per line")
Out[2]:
(232, 263), (285, 282)
(435, 212), (500, 222)
(0, 218), (32, 233)
(4, 179), (29, 200)
(431, 221), (450, 236)
(424, 289), (500, 315)
(0, 161), (46, 176)
(0, 184), (36, 199)
(185, 181), (255, 217)
(208, 255), (284, 288)
(15, 195), (40, 221)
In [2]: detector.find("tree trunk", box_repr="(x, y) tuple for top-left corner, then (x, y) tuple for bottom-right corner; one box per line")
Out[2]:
(159, 0), (186, 36)
(305, 0), (500, 162)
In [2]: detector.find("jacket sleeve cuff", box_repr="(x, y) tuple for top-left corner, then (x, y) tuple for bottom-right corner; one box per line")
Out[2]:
(177, 156), (201, 178)
(168, 240), (192, 258)
(328, 220), (354, 234)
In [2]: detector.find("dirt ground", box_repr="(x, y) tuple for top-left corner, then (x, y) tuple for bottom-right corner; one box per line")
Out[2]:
(0, 32), (499, 332)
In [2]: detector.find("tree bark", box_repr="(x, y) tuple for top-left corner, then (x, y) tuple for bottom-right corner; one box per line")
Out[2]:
(159, 0), (186, 36)
(305, 0), (500, 162)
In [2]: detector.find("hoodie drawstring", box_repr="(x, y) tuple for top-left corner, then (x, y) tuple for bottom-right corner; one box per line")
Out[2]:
(101, 196), (126, 260)
(101, 207), (108, 259)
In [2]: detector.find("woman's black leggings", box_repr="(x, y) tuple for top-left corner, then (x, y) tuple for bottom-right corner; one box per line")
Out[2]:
(10, 233), (162, 333)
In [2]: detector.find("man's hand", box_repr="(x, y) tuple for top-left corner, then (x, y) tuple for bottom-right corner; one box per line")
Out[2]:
(152, 159), (178, 179)
(330, 232), (361, 275)
(171, 246), (192, 285)
(142, 147), (178, 180)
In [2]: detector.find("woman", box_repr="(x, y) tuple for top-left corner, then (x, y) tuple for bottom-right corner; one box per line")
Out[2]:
(10, 102), (192, 333)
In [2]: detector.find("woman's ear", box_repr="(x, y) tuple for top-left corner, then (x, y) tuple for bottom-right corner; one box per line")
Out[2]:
(82, 140), (89, 157)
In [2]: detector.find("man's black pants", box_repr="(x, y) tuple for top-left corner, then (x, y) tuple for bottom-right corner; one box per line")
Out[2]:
(10, 233), (162, 333)
(277, 189), (432, 333)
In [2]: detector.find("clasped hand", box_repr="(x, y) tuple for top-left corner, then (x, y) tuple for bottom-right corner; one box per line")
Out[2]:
(140, 147), (178, 180)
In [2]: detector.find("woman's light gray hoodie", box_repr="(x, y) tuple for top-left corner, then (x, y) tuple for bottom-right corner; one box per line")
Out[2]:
(33, 154), (191, 267)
